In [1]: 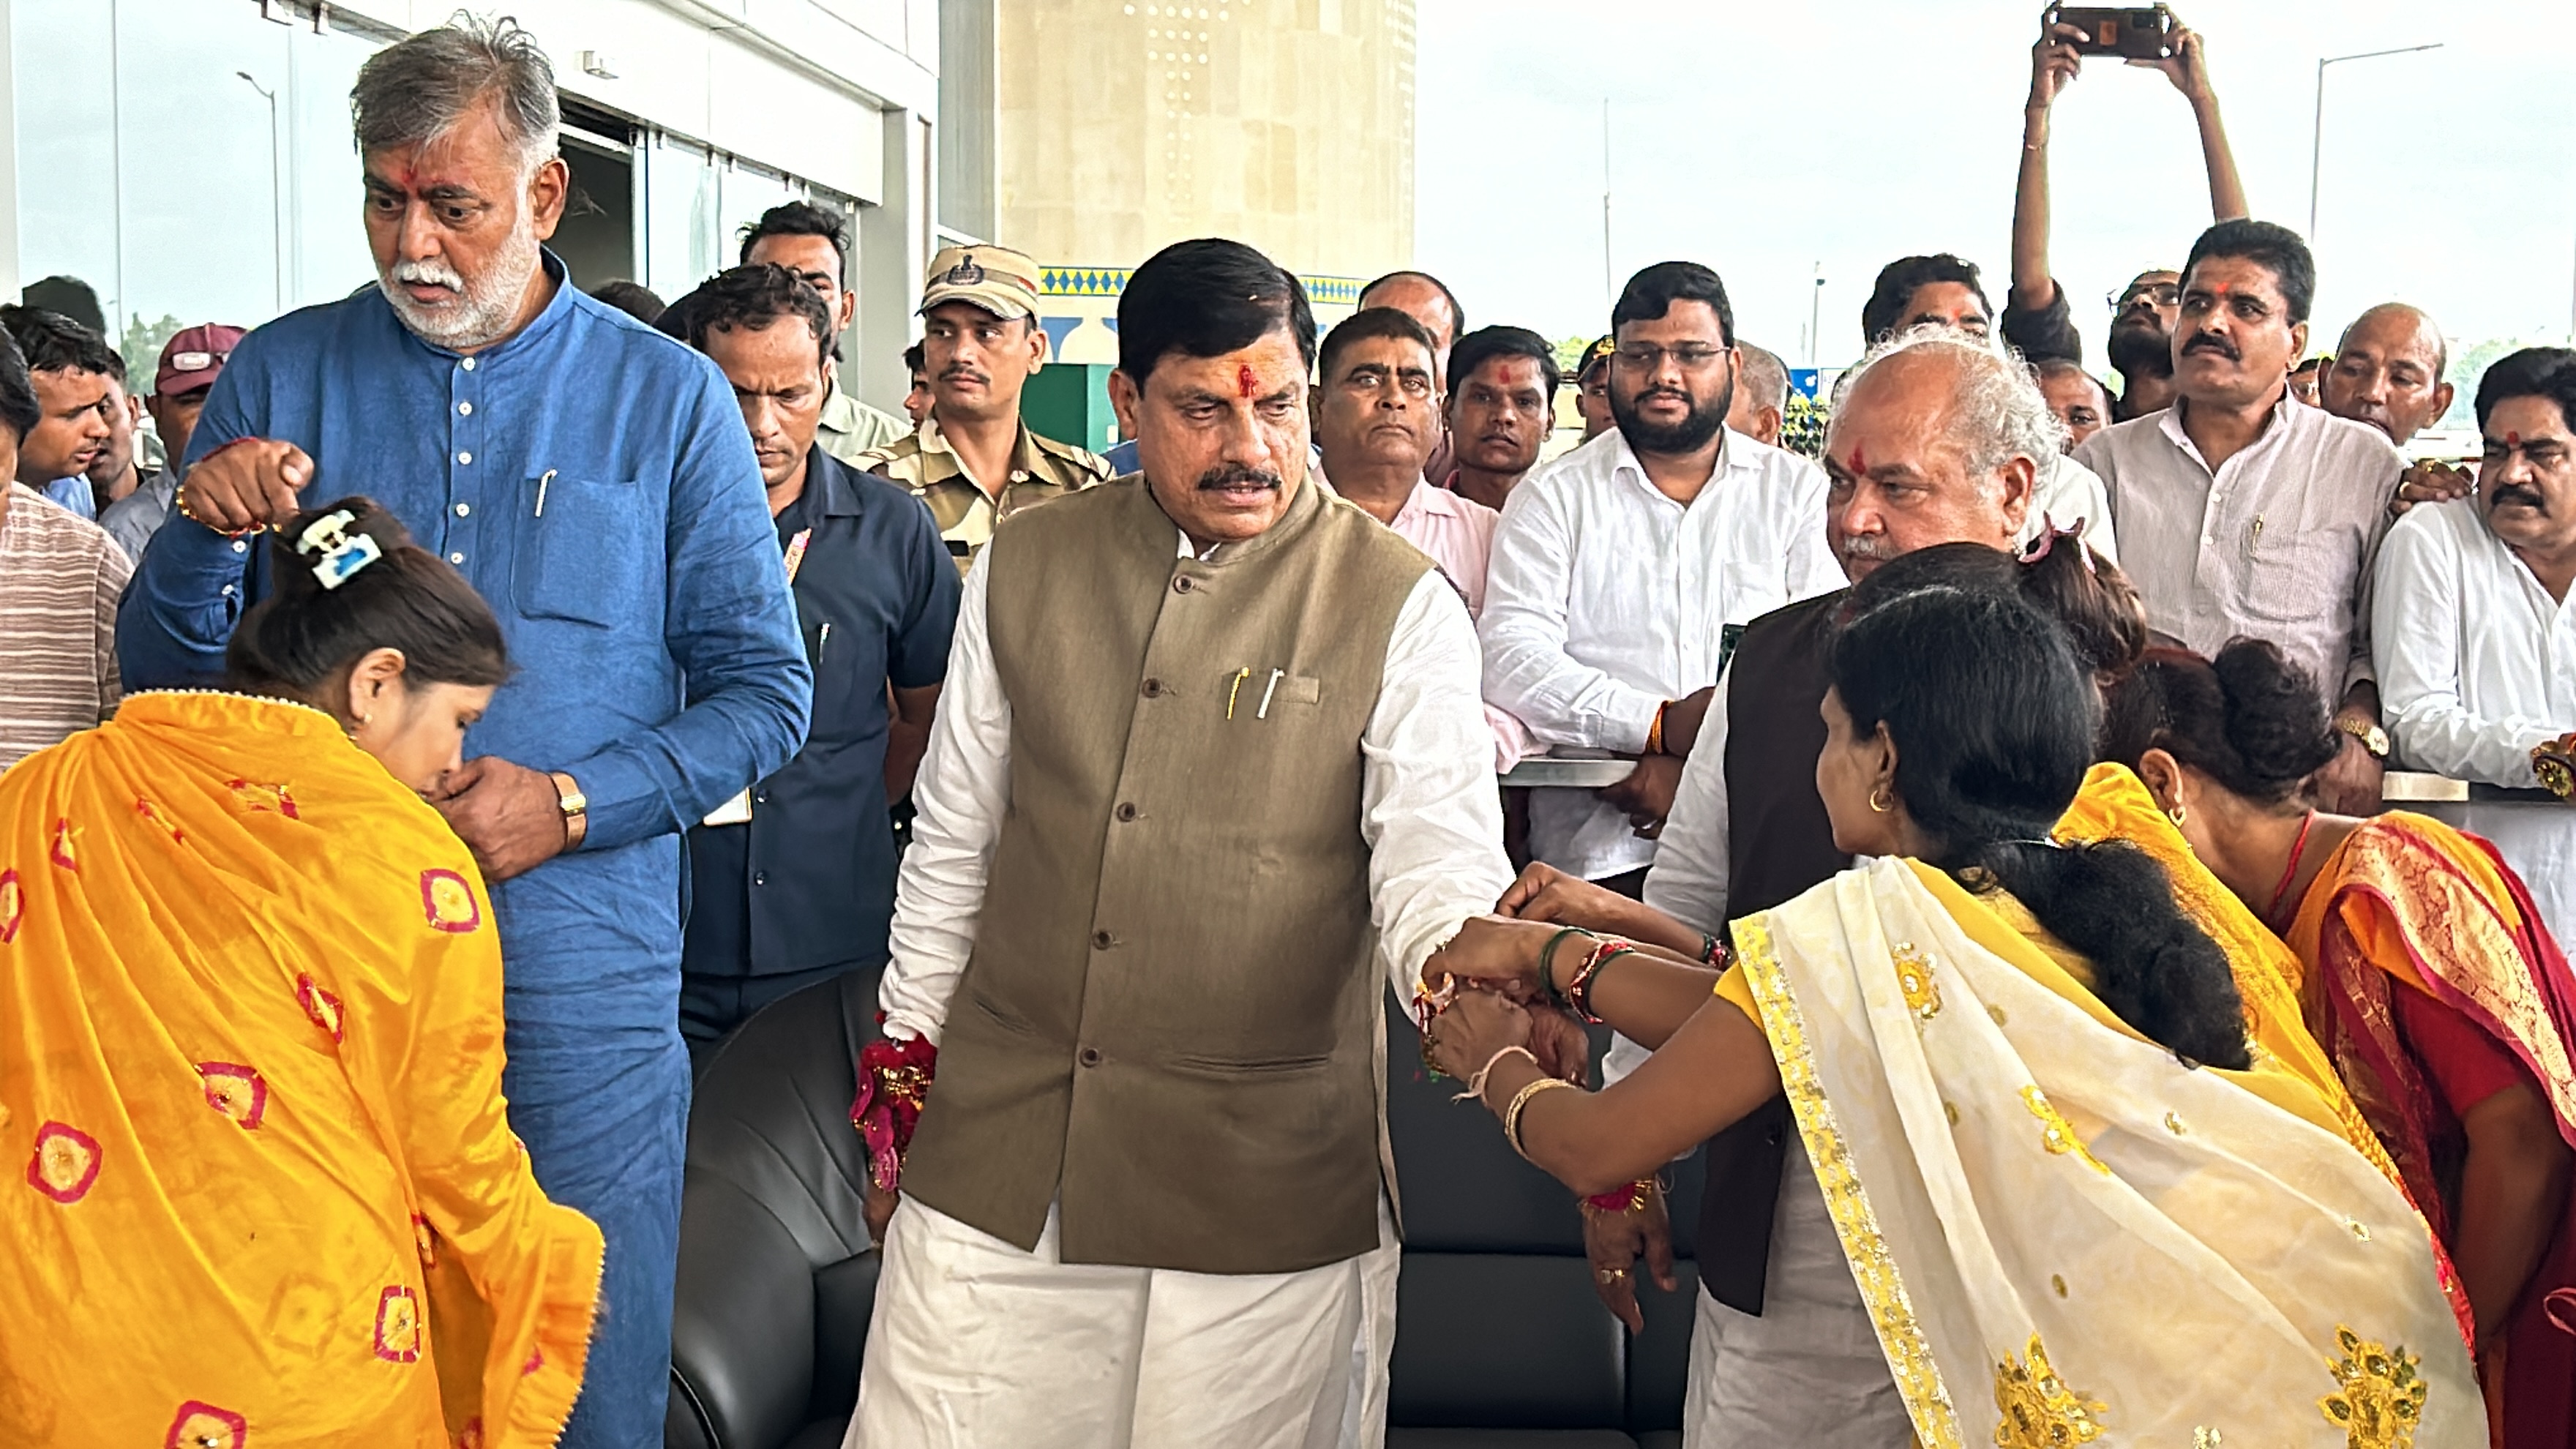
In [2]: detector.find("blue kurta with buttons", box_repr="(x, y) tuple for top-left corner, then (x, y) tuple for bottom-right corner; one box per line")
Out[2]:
(114, 255), (811, 1449)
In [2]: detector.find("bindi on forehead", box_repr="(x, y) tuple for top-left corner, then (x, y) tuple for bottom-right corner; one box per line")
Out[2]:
(1238, 364), (1258, 399)
(1845, 444), (1868, 476)
(2507, 430), (2523, 448)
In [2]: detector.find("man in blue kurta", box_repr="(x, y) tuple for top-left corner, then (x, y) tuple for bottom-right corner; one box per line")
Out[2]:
(113, 20), (809, 1447)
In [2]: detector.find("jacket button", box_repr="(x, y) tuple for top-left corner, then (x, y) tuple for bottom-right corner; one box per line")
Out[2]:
(1078, 1047), (1101, 1068)
(1765, 1127), (1783, 1146)
(753, 872), (768, 887)
(1115, 802), (1138, 822)
(1172, 575), (1194, 594)
(753, 789), (768, 804)
(1141, 678), (1163, 698)
(1091, 930), (1113, 950)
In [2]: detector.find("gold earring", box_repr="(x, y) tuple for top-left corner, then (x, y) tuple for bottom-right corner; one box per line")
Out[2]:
(1868, 784), (1893, 815)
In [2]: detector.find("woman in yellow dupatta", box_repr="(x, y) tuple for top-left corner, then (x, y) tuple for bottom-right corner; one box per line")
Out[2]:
(1423, 588), (2478, 1447)
(0, 499), (600, 1448)
(2109, 639), (2576, 1448)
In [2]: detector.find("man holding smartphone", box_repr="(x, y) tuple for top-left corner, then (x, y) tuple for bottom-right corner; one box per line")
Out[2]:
(2004, 6), (2247, 423)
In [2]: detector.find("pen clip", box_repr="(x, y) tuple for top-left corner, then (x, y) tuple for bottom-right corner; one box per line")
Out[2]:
(534, 468), (557, 518)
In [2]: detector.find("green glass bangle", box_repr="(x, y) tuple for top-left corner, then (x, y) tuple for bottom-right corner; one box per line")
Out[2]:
(1538, 926), (1596, 1012)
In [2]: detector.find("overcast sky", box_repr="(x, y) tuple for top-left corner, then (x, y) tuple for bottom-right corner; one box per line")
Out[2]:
(1414, 1), (2576, 378)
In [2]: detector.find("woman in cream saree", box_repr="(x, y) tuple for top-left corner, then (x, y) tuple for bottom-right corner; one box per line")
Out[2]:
(1423, 588), (2477, 1446)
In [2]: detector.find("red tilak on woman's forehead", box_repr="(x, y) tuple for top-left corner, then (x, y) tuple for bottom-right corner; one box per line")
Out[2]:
(1238, 364), (1258, 399)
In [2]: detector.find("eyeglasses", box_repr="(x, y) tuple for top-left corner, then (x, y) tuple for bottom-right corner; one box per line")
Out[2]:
(1613, 344), (1730, 371)
(2108, 283), (2182, 312)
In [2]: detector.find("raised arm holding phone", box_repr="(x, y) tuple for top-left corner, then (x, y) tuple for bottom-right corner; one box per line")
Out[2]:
(2008, 5), (2247, 422)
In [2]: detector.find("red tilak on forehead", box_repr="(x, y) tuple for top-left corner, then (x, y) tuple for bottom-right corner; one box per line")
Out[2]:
(1238, 364), (1258, 399)
(1845, 444), (1868, 475)
(2508, 430), (2523, 448)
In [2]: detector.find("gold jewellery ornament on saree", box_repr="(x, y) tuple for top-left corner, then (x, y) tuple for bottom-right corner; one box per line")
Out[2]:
(2532, 733), (2576, 801)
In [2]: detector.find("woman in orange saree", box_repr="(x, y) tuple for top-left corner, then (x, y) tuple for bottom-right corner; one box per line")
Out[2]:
(2111, 637), (2576, 1448)
(0, 500), (600, 1448)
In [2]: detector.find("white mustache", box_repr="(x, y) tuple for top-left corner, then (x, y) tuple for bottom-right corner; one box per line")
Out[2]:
(1837, 534), (1895, 561)
(393, 258), (467, 291)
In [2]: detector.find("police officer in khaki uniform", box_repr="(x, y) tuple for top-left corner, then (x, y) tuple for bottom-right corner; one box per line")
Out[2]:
(858, 244), (1112, 573)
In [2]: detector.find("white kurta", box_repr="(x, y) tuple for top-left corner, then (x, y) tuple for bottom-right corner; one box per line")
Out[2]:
(852, 525), (1513, 1449)
(2372, 497), (2576, 943)
(1478, 427), (1843, 882)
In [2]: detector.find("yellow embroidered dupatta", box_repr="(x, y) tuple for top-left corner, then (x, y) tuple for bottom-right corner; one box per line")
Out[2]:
(1734, 856), (2479, 1448)
(0, 693), (599, 1448)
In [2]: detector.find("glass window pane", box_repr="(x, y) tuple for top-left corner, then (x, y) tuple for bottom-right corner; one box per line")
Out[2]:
(643, 135), (717, 301)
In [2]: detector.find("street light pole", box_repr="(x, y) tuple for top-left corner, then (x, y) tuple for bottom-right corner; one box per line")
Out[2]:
(1600, 98), (1614, 311)
(237, 72), (283, 315)
(2308, 43), (2442, 239)
(1808, 266), (1824, 367)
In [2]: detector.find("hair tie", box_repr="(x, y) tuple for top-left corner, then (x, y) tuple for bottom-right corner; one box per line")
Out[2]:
(294, 509), (384, 591)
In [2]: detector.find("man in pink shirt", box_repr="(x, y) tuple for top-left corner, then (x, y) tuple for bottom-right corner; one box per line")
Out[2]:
(1314, 307), (1497, 614)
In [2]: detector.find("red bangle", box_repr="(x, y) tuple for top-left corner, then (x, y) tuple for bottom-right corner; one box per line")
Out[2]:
(1562, 940), (1637, 1025)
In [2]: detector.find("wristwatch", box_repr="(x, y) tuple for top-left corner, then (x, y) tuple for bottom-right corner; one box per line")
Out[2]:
(549, 771), (589, 850)
(2334, 716), (2392, 760)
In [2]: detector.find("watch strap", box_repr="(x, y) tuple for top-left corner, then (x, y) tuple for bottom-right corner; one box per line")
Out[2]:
(549, 771), (589, 850)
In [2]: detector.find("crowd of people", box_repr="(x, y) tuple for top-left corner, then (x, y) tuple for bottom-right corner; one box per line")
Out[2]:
(1, 10), (2573, 1449)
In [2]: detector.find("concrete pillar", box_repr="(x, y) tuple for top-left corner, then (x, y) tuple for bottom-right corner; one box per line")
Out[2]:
(856, 106), (932, 415)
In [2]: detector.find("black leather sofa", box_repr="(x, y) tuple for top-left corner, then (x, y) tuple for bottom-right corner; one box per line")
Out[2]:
(665, 970), (1702, 1447)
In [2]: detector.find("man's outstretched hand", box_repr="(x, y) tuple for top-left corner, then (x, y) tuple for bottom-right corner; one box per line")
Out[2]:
(176, 438), (315, 533)
(1583, 1183), (1678, 1335)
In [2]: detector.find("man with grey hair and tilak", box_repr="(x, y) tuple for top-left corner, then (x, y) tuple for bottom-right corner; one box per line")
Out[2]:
(113, 18), (812, 1444)
(1552, 329), (2102, 1445)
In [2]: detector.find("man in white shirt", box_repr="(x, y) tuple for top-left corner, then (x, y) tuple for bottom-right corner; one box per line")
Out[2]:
(1480, 261), (1841, 895)
(845, 239), (1510, 1449)
(1311, 307), (1496, 615)
(2075, 220), (2404, 812)
(2374, 346), (2576, 942)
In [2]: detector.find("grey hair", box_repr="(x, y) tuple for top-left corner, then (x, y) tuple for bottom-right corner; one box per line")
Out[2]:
(1838, 324), (2066, 490)
(351, 13), (559, 171)
(1736, 341), (1789, 413)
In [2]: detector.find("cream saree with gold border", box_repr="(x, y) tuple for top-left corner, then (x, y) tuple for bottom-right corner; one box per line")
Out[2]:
(1736, 856), (2479, 1448)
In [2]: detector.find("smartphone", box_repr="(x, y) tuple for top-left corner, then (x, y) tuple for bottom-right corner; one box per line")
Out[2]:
(2046, 4), (2176, 60)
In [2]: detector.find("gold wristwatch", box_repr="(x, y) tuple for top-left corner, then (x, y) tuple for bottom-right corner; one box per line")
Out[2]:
(549, 771), (589, 850)
(2334, 716), (2391, 760)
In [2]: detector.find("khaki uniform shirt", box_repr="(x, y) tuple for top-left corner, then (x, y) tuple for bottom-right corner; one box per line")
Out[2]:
(817, 386), (910, 467)
(858, 416), (1112, 572)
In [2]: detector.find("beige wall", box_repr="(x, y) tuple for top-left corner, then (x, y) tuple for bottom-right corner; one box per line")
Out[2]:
(995, 0), (1415, 282)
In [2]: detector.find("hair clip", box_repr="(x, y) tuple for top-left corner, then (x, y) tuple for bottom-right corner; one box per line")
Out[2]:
(296, 509), (384, 591)
(2018, 514), (2097, 574)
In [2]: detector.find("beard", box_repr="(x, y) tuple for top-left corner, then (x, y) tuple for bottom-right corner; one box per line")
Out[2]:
(1609, 372), (1733, 457)
(2107, 319), (2174, 380)
(377, 210), (543, 350)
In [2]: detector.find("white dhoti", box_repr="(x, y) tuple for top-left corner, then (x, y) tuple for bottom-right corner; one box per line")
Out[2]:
(847, 1195), (1400, 1449)
(1681, 1139), (1911, 1449)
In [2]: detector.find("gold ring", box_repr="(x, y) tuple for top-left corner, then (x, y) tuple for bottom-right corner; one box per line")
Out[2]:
(1597, 1268), (1627, 1284)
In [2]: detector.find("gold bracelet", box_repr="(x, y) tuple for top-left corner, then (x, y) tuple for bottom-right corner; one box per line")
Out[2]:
(1501, 1076), (1576, 1161)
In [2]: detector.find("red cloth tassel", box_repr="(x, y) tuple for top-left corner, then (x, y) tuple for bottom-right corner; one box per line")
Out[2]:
(850, 1016), (937, 1194)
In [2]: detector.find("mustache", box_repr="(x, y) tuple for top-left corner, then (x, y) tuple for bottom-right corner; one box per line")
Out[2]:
(938, 364), (988, 383)
(2490, 483), (2547, 512)
(1835, 533), (1895, 561)
(392, 258), (467, 291)
(1196, 464), (1282, 493)
(2182, 332), (2240, 361)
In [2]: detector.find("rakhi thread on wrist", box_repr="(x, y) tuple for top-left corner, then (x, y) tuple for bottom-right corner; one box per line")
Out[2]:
(2534, 733), (2576, 801)
(173, 438), (269, 538)
(1562, 939), (1639, 1025)
(1584, 1176), (1659, 1215)
(1455, 1044), (1536, 1103)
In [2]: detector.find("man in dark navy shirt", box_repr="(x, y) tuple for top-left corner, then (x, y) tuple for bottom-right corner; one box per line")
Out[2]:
(673, 263), (960, 1049)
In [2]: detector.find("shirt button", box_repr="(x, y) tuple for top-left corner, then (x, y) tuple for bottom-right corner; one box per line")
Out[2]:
(1090, 929), (1114, 950)
(460, 357), (476, 372)
(449, 551), (465, 565)
(453, 502), (471, 517)
(231, 539), (247, 554)
(1115, 802), (1139, 822)
(754, 871), (768, 886)
(1077, 1047), (1102, 1068)
(457, 401), (473, 416)
(1141, 678), (1164, 698)
(1172, 576), (1195, 594)
(456, 451), (473, 465)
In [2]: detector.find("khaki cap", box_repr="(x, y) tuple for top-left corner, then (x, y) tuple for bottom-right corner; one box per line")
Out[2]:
(920, 244), (1042, 321)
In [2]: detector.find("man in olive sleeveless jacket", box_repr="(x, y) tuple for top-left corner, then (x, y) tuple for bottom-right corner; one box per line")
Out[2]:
(847, 239), (1513, 1449)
